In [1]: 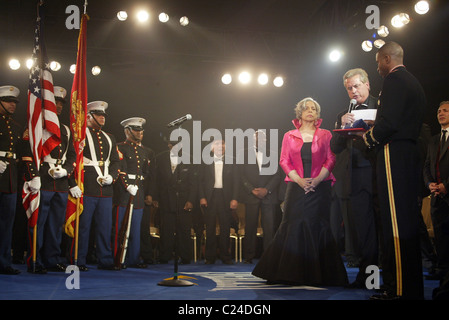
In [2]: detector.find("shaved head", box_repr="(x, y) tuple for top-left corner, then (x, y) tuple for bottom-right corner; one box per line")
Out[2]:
(376, 41), (404, 78)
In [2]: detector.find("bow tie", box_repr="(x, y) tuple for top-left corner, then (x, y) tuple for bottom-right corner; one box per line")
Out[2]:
(354, 104), (368, 110)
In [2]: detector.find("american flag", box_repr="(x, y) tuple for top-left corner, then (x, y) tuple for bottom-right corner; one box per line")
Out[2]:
(23, 2), (61, 228)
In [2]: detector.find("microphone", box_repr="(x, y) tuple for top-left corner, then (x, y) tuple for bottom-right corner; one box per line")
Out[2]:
(347, 99), (357, 114)
(166, 114), (192, 128)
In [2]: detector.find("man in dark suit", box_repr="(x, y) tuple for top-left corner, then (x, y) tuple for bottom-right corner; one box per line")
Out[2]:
(0, 85), (22, 275)
(154, 141), (197, 264)
(330, 68), (379, 288)
(424, 101), (449, 281)
(199, 139), (239, 264)
(363, 42), (426, 300)
(239, 131), (280, 263)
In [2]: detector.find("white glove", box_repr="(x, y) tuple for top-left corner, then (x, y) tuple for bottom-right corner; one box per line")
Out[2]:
(48, 167), (68, 179)
(126, 184), (139, 196)
(29, 177), (41, 194)
(69, 186), (82, 198)
(97, 174), (113, 186)
(0, 160), (8, 174)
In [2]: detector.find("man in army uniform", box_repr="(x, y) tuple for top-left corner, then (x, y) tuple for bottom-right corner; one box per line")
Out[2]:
(23, 86), (76, 274)
(113, 117), (156, 268)
(69, 101), (120, 271)
(0, 85), (22, 275)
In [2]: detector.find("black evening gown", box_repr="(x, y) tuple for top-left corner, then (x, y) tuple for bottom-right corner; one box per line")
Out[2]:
(252, 142), (348, 286)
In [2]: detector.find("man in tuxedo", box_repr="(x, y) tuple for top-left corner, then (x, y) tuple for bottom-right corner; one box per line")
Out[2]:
(330, 68), (379, 288)
(363, 42), (426, 300)
(154, 141), (197, 264)
(199, 139), (239, 264)
(424, 101), (449, 281)
(239, 131), (280, 263)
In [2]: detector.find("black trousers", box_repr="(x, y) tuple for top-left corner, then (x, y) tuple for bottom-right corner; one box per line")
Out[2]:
(243, 201), (278, 260)
(431, 197), (449, 273)
(159, 207), (192, 262)
(376, 141), (423, 299)
(204, 189), (232, 262)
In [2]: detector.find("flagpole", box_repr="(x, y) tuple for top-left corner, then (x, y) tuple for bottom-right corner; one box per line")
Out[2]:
(74, 163), (83, 265)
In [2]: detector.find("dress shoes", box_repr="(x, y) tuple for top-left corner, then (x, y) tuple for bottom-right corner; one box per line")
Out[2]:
(369, 291), (401, 300)
(129, 263), (148, 269)
(97, 264), (120, 271)
(78, 265), (89, 272)
(0, 266), (21, 275)
(27, 265), (47, 274)
(244, 259), (253, 264)
(222, 259), (234, 265)
(46, 263), (67, 272)
(205, 259), (215, 265)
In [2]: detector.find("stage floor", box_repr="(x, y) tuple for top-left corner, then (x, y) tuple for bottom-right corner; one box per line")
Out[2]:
(0, 260), (439, 301)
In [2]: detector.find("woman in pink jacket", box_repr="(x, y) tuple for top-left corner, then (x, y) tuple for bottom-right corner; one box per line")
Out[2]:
(252, 97), (348, 286)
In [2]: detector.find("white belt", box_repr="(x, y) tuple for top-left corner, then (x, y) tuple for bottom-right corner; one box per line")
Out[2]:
(83, 157), (110, 168)
(128, 174), (144, 180)
(0, 151), (16, 159)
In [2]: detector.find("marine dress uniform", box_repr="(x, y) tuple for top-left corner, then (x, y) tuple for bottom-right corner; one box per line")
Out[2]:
(23, 87), (76, 273)
(113, 117), (155, 268)
(0, 86), (22, 275)
(70, 101), (120, 270)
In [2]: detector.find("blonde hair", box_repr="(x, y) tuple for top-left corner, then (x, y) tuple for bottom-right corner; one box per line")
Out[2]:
(295, 97), (321, 119)
(343, 68), (369, 87)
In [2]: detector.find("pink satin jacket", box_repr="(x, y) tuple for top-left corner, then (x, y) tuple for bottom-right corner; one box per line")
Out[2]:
(280, 118), (336, 185)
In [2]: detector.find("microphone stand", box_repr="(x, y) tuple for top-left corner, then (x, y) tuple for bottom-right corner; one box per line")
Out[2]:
(158, 123), (194, 287)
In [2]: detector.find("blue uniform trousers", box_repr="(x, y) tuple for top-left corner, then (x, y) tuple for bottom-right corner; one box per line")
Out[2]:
(0, 192), (17, 270)
(73, 196), (114, 267)
(113, 206), (143, 266)
(27, 191), (68, 268)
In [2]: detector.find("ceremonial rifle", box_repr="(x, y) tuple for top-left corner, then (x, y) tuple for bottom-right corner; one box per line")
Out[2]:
(114, 194), (134, 269)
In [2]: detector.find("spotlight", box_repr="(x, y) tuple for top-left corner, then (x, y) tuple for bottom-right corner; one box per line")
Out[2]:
(374, 39), (385, 49)
(117, 11), (128, 21)
(50, 61), (61, 71)
(362, 40), (373, 52)
(238, 71), (251, 84)
(415, 1), (429, 15)
(273, 76), (284, 88)
(70, 64), (76, 74)
(92, 66), (101, 76)
(257, 73), (269, 85)
(180, 16), (189, 26)
(329, 50), (342, 62)
(137, 10), (149, 23)
(9, 59), (20, 70)
(159, 12), (169, 23)
(391, 13), (410, 28)
(221, 73), (232, 85)
(377, 25), (389, 37)
(26, 58), (34, 69)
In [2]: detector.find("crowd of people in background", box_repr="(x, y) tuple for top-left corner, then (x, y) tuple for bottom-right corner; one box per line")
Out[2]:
(1, 41), (448, 300)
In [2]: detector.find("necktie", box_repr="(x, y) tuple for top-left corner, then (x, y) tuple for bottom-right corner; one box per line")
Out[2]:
(441, 130), (447, 151)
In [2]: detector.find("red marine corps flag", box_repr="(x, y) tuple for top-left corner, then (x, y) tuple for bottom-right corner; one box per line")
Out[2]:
(64, 11), (89, 265)
(22, 1), (61, 229)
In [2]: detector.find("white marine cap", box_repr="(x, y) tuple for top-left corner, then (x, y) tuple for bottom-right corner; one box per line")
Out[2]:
(87, 101), (108, 115)
(0, 85), (20, 102)
(53, 86), (67, 101)
(120, 117), (146, 130)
